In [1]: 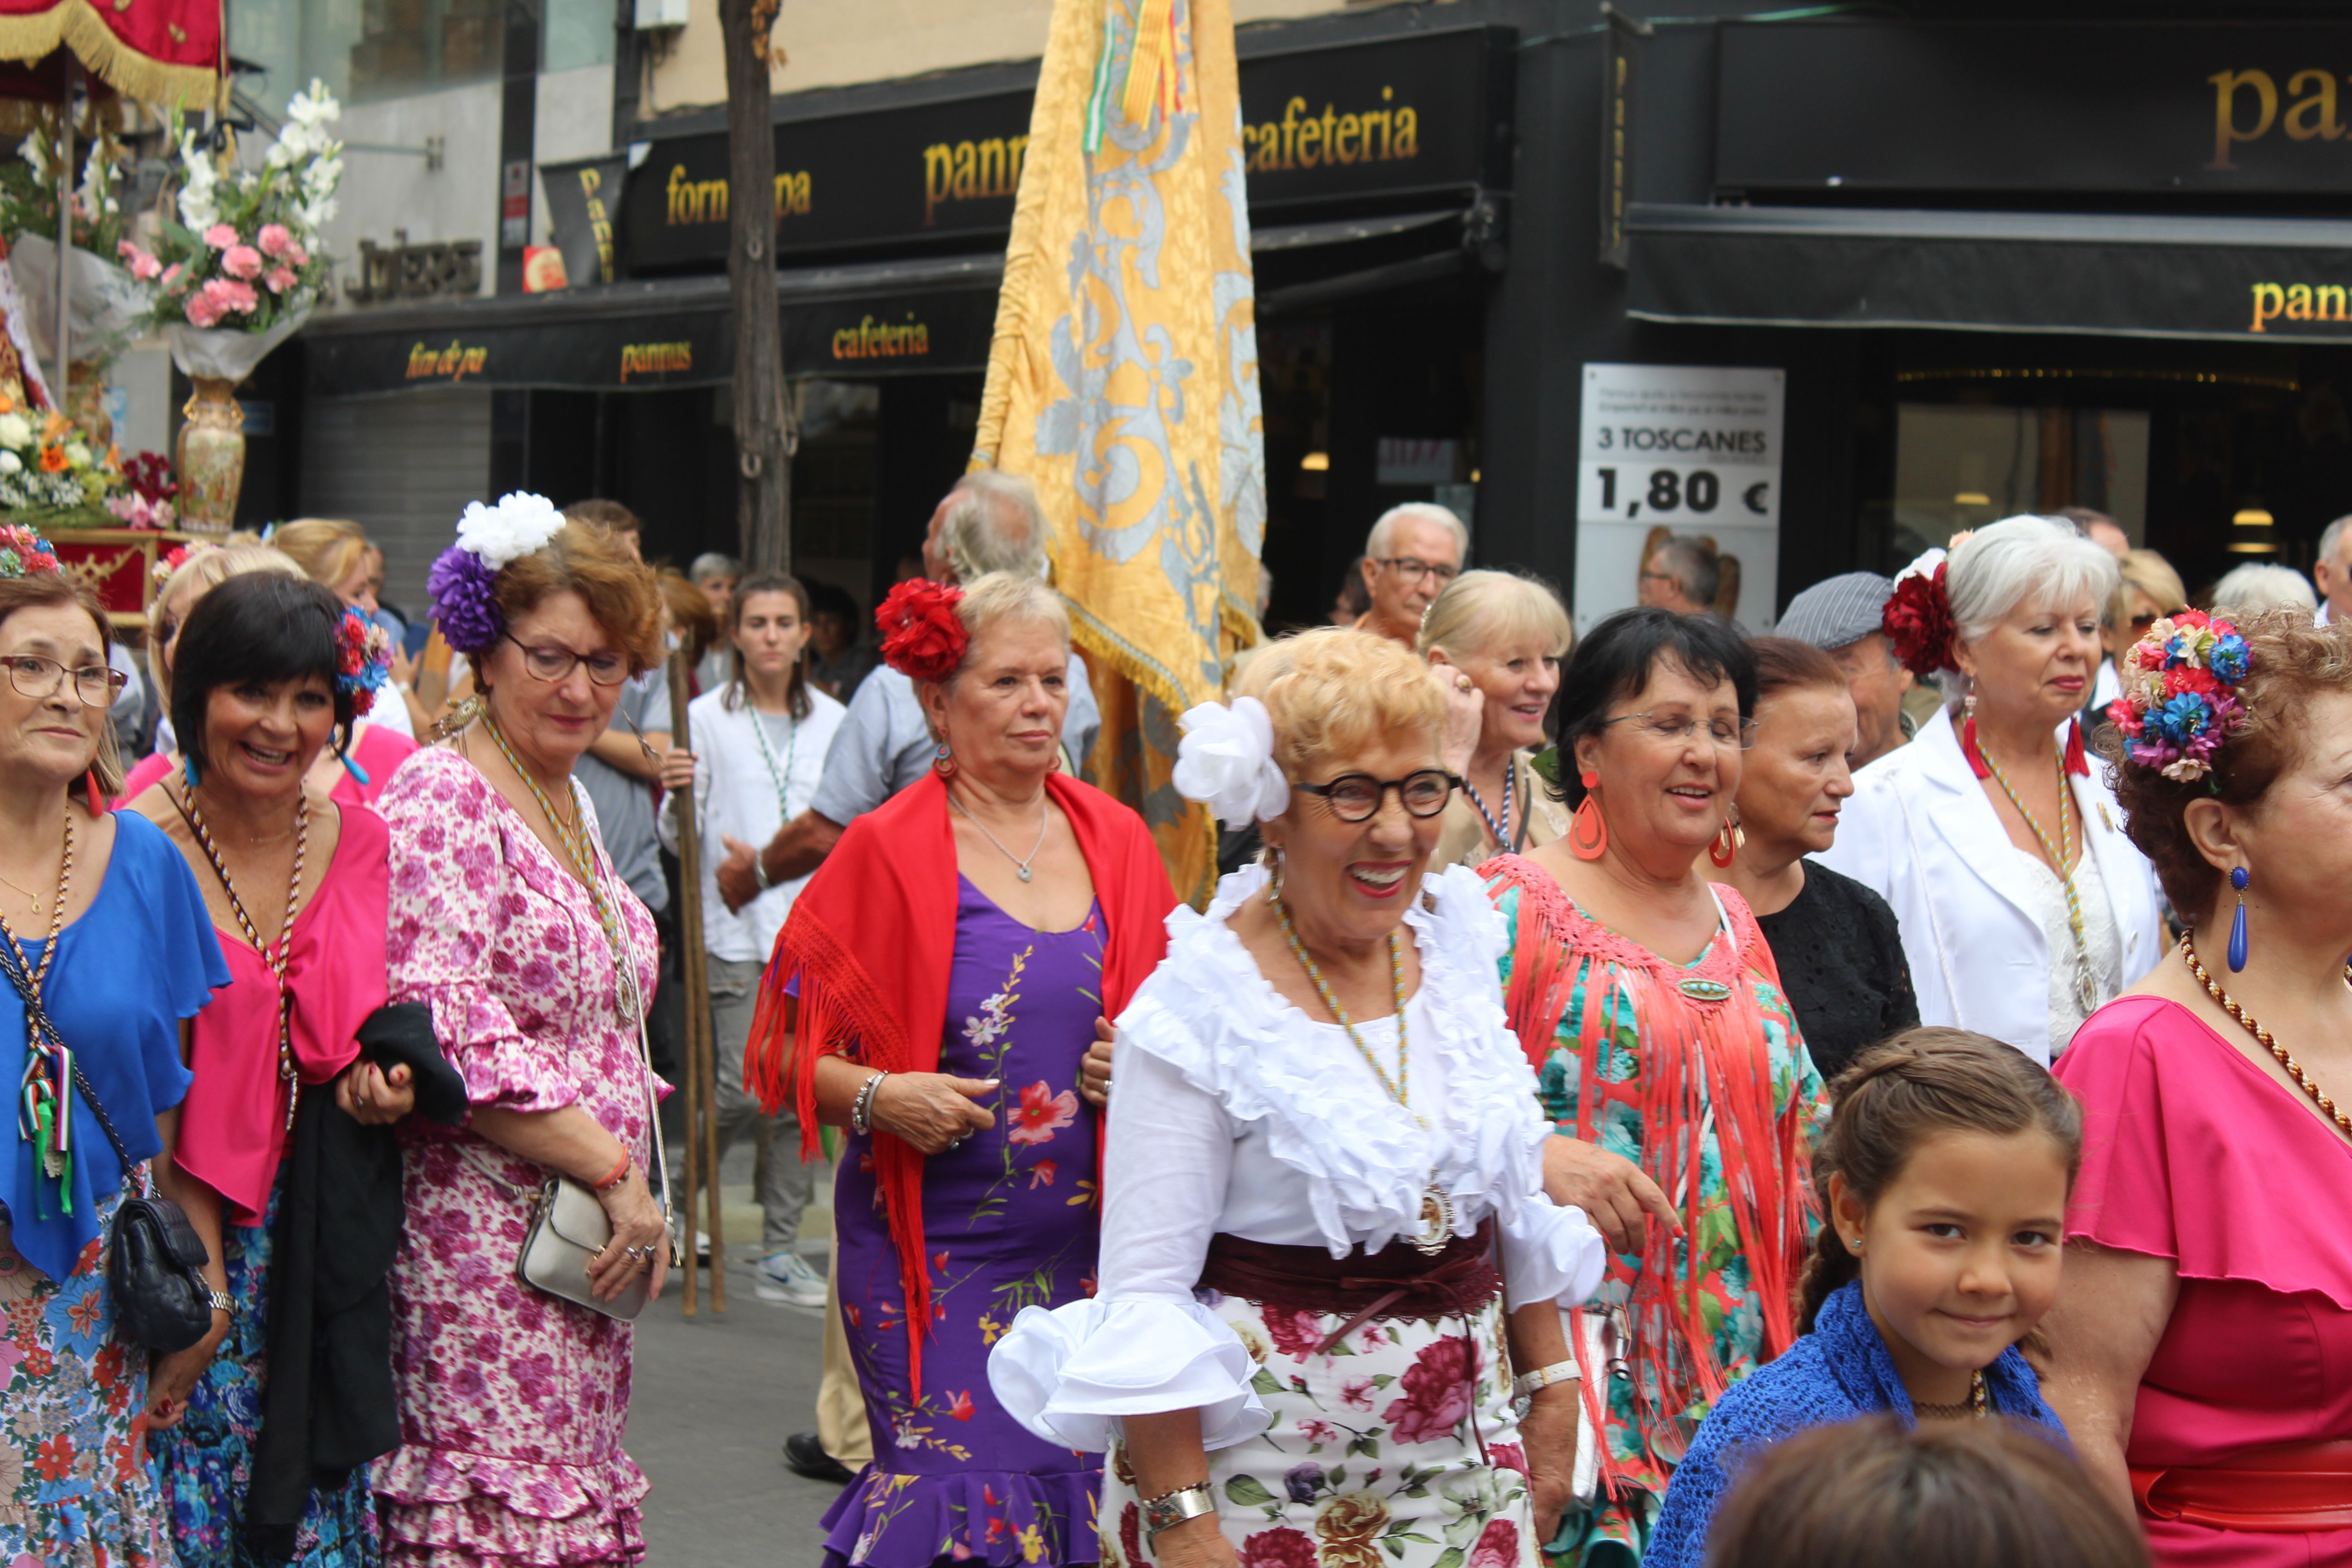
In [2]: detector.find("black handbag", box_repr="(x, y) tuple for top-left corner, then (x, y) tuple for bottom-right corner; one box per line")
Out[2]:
(1, 954), (216, 1352)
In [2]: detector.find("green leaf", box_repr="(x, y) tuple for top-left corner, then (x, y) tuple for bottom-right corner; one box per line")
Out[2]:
(1431, 1549), (1467, 1568)
(1224, 1475), (1275, 1506)
(1371, 1374), (1398, 1389)
(1403, 1485), (1430, 1499)
(1700, 1292), (1726, 1341)
(1348, 1435), (1379, 1459)
(1385, 1532), (1440, 1546)
(1382, 1541), (1409, 1561)
(1328, 1465), (1346, 1489)
(1528, 745), (1561, 786)
(1326, 1337), (1356, 1356)
(1251, 1368), (1285, 1396)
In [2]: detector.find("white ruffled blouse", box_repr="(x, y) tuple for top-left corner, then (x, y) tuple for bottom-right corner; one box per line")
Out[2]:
(986, 862), (1608, 1453)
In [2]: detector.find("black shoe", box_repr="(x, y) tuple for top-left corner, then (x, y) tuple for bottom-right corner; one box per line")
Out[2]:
(783, 1432), (856, 1486)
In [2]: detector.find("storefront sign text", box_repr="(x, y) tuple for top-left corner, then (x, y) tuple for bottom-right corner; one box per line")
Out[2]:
(1241, 91), (1416, 172)
(922, 137), (1029, 226)
(619, 341), (696, 380)
(662, 165), (815, 226)
(406, 340), (490, 382)
(830, 314), (931, 360)
(2249, 281), (2352, 332)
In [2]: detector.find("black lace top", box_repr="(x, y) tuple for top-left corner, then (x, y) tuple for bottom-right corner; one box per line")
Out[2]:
(1754, 860), (1920, 1083)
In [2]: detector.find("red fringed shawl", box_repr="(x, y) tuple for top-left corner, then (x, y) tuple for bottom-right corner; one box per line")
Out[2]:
(744, 769), (1176, 1396)
(1481, 854), (1814, 1498)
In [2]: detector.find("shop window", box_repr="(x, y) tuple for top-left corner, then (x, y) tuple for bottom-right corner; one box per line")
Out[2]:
(791, 380), (881, 592)
(228, 0), (505, 112)
(1891, 404), (2148, 565)
(543, 0), (616, 74)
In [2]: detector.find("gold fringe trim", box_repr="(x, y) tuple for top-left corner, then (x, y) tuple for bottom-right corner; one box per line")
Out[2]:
(0, 2), (221, 108)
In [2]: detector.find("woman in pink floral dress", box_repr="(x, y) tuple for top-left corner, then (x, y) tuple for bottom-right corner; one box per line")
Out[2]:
(376, 500), (670, 1566)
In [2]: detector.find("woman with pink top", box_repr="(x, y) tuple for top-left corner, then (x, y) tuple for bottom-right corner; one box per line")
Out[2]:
(2042, 607), (2352, 1562)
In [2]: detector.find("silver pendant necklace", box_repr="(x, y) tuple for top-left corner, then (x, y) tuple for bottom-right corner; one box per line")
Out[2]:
(950, 791), (1050, 882)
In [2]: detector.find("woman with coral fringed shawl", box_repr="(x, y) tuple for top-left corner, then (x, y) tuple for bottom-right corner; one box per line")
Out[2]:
(1484, 609), (1825, 1565)
(745, 572), (1174, 1568)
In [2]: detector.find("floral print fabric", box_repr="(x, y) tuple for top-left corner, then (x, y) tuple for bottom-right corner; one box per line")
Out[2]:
(377, 747), (662, 1568)
(1487, 879), (1824, 1564)
(1100, 1294), (1537, 1568)
(821, 877), (1107, 1568)
(0, 1189), (170, 1568)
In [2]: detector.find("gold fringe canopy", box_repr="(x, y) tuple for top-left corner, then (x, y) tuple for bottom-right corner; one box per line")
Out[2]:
(0, 0), (223, 109)
(971, 0), (1267, 905)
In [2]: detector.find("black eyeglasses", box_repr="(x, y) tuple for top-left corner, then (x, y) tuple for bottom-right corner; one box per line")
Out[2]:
(1293, 769), (1460, 822)
(503, 632), (630, 686)
(1375, 557), (1460, 586)
(1, 655), (126, 709)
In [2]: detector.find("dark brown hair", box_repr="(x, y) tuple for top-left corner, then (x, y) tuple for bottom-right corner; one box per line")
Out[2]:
(723, 570), (813, 722)
(491, 519), (663, 675)
(1703, 1416), (2149, 1568)
(562, 497), (642, 538)
(2099, 607), (2352, 929)
(0, 572), (122, 802)
(1798, 1029), (2082, 1334)
(1749, 636), (1846, 704)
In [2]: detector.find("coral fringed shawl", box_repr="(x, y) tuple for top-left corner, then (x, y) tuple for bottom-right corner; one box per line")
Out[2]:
(745, 769), (1175, 1396)
(1481, 854), (1814, 1499)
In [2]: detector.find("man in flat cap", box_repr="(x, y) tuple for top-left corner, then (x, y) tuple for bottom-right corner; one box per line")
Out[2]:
(1777, 571), (1915, 770)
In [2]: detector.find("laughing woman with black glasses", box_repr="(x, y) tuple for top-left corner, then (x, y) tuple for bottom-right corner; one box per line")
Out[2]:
(0, 537), (230, 1566)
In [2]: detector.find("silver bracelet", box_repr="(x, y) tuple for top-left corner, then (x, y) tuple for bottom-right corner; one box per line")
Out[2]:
(752, 848), (774, 892)
(1511, 1359), (1583, 1401)
(851, 1070), (890, 1136)
(1142, 1483), (1218, 1544)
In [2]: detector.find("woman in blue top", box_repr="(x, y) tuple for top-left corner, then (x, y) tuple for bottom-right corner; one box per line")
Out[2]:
(1646, 1029), (2080, 1568)
(0, 553), (229, 1567)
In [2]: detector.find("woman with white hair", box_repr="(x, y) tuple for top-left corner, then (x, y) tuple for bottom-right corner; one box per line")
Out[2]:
(1418, 569), (1572, 867)
(2210, 561), (2318, 620)
(1820, 516), (2163, 1063)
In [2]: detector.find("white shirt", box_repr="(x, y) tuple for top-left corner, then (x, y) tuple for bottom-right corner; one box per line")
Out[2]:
(657, 683), (847, 963)
(1818, 706), (2163, 1064)
(986, 862), (1607, 1452)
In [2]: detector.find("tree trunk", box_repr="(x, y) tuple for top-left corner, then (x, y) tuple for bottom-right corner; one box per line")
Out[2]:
(721, 0), (792, 571)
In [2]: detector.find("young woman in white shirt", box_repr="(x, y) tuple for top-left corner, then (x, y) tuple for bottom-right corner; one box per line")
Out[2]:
(658, 571), (846, 1304)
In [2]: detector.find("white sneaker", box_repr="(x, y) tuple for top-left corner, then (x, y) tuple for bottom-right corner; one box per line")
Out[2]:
(753, 1250), (828, 1307)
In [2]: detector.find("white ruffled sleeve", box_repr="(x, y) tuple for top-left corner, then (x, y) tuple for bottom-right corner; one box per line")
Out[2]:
(1498, 1200), (1609, 1311)
(985, 1018), (1270, 1451)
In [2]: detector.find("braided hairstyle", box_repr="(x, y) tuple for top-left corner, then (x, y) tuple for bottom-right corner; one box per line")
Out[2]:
(1798, 1028), (2084, 1334)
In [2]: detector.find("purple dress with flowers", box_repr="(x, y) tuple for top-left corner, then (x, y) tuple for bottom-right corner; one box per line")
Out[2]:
(822, 877), (1106, 1568)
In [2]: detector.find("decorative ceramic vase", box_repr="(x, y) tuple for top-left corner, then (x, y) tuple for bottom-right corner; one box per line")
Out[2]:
(65, 361), (110, 449)
(175, 378), (244, 536)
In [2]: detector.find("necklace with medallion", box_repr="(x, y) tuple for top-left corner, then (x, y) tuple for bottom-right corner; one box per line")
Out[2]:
(1978, 738), (2097, 1016)
(4, 814), (74, 1191)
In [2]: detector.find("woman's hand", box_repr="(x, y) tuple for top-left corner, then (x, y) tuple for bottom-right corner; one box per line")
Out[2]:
(1428, 651), (1484, 777)
(870, 1073), (997, 1155)
(588, 1163), (671, 1303)
(146, 1316), (230, 1431)
(1519, 1380), (1581, 1545)
(658, 747), (698, 793)
(1542, 1135), (1681, 1255)
(335, 1060), (416, 1126)
(1149, 1514), (1239, 1568)
(1081, 1016), (1115, 1109)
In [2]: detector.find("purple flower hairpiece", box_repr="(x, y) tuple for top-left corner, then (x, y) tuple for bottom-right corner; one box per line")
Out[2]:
(426, 544), (501, 655)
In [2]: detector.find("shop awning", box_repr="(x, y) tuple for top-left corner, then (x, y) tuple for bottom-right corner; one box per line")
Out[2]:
(304, 252), (1005, 396)
(1626, 203), (2352, 345)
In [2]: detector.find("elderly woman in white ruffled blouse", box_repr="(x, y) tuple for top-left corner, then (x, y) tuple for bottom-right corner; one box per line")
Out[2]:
(989, 628), (1607, 1568)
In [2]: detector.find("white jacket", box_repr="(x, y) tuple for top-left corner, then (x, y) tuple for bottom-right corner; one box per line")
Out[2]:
(1817, 707), (2163, 1065)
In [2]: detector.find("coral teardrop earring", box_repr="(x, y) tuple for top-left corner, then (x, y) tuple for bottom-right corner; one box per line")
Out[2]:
(1568, 771), (1608, 862)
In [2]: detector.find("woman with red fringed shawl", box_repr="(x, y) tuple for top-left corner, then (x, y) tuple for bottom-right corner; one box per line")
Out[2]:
(744, 571), (1175, 1568)
(1481, 609), (1826, 1565)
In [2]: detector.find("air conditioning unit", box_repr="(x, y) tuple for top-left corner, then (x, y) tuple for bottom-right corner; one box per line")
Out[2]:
(634, 0), (687, 30)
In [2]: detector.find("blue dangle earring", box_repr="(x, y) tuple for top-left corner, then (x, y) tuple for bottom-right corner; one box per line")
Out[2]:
(2228, 866), (2251, 972)
(182, 751), (201, 789)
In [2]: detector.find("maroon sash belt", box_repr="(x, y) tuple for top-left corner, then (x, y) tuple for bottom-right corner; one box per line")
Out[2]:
(2133, 1440), (2352, 1532)
(1199, 1219), (1501, 1358)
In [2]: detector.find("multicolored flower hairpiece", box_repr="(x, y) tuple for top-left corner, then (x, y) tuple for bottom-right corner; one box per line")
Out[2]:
(152, 538), (219, 591)
(0, 524), (59, 579)
(335, 605), (393, 716)
(425, 492), (565, 655)
(876, 578), (969, 682)
(2106, 608), (2252, 784)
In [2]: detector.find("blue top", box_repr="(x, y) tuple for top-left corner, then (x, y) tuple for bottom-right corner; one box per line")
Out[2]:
(1645, 1281), (2070, 1568)
(2, 810), (226, 1282)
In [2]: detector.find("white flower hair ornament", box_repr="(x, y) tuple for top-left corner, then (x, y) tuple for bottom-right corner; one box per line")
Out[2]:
(426, 491), (568, 656)
(454, 491), (564, 569)
(1171, 697), (1291, 829)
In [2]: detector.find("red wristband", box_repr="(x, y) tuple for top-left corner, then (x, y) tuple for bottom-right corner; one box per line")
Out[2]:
(591, 1151), (632, 1192)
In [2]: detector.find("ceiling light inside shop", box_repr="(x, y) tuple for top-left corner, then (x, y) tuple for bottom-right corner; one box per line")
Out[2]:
(2233, 507), (2274, 528)
(2229, 506), (2278, 554)
(1300, 451), (1329, 471)
(1952, 492), (1992, 506)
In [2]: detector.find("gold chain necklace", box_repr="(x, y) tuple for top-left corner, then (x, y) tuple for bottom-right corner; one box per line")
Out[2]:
(2182, 931), (2352, 1137)
(176, 782), (309, 1130)
(1979, 739), (2096, 1015)
(1271, 887), (1455, 1255)
(1912, 1368), (1989, 1420)
(478, 712), (632, 1012)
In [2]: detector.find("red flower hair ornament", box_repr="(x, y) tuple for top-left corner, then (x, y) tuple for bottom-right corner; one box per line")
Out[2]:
(876, 578), (970, 683)
(1882, 548), (1958, 679)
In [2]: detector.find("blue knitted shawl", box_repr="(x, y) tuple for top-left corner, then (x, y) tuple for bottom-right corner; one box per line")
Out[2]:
(1643, 1281), (2070, 1568)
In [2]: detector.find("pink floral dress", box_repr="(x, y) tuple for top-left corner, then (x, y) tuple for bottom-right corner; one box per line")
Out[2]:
(374, 746), (662, 1567)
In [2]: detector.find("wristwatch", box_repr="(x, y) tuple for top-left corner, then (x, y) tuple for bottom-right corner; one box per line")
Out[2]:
(1143, 1484), (1218, 1544)
(207, 1289), (234, 1317)
(1512, 1359), (1583, 1401)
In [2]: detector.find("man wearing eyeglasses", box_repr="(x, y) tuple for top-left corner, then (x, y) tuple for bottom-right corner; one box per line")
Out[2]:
(1354, 502), (1466, 647)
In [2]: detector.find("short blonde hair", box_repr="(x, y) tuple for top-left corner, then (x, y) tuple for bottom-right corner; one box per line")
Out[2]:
(951, 571), (1070, 679)
(148, 544), (306, 703)
(271, 518), (371, 594)
(1418, 569), (1572, 662)
(2108, 549), (2186, 631)
(1235, 627), (1446, 780)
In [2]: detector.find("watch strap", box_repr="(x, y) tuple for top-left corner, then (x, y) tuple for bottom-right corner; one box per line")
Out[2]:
(207, 1289), (234, 1316)
(1512, 1359), (1583, 1400)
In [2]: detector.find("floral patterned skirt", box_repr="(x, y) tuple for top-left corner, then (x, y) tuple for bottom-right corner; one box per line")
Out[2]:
(0, 1189), (172, 1568)
(1101, 1291), (1537, 1568)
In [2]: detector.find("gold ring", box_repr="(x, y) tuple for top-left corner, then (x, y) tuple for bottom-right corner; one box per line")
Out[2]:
(1456, 675), (1473, 690)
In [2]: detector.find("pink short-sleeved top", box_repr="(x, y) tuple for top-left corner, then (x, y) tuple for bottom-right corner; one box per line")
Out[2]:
(2054, 994), (2352, 1568)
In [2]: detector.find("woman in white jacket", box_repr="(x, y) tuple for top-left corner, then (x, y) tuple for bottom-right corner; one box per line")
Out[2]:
(657, 570), (845, 1300)
(1819, 517), (2162, 1063)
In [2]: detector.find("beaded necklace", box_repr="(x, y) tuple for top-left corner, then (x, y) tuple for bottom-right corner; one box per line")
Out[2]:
(1462, 762), (1512, 852)
(5, 816), (73, 1199)
(175, 782), (309, 1130)
(1978, 740), (2096, 1016)
(2182, 931), (2352, 1138)
(1912, 1368), (1990, 1421)
(744, 703), (799, 823)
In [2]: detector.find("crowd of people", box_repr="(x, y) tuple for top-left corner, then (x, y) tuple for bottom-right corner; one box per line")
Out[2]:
(0, 478), (2345, 1568)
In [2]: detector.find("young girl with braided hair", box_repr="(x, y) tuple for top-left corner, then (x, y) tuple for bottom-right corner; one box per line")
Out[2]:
(1645, 1029), (2082, 1568)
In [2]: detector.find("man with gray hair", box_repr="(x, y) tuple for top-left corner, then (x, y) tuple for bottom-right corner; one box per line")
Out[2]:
(1637, 534), (1720, 617)
(1355, 502), (1467, 646)
(688, 552), (743, 689)
(1776, 570), (1917, 770)
(2316, 514), (2352, 626)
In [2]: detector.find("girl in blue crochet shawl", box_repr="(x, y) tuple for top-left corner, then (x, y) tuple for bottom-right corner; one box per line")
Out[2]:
(1646, 1029), (2080, 1568)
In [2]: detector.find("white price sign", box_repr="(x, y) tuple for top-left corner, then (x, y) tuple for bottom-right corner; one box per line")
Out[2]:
(1572, 364), (1786, 633)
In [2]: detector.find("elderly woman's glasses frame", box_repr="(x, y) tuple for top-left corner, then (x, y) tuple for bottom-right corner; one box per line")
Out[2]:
(502, 631), (631, 687)
(1601, 710), (1760, 750)
(1, 656), (127, 709)
(1293, 769), (1461, 822)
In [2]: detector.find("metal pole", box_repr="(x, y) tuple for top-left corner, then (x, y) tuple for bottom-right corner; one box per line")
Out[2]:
(52, 61), (74, 403)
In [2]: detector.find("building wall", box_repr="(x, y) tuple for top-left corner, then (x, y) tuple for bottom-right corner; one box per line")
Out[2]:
(314, 79), (506, 307)
(300, 386), (495, 608)
(534, 63), (620, 249)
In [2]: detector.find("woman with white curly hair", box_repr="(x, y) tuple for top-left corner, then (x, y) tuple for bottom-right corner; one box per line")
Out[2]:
(1821, 515), (2163, 1063)
(990, 627), (1604, 1568)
